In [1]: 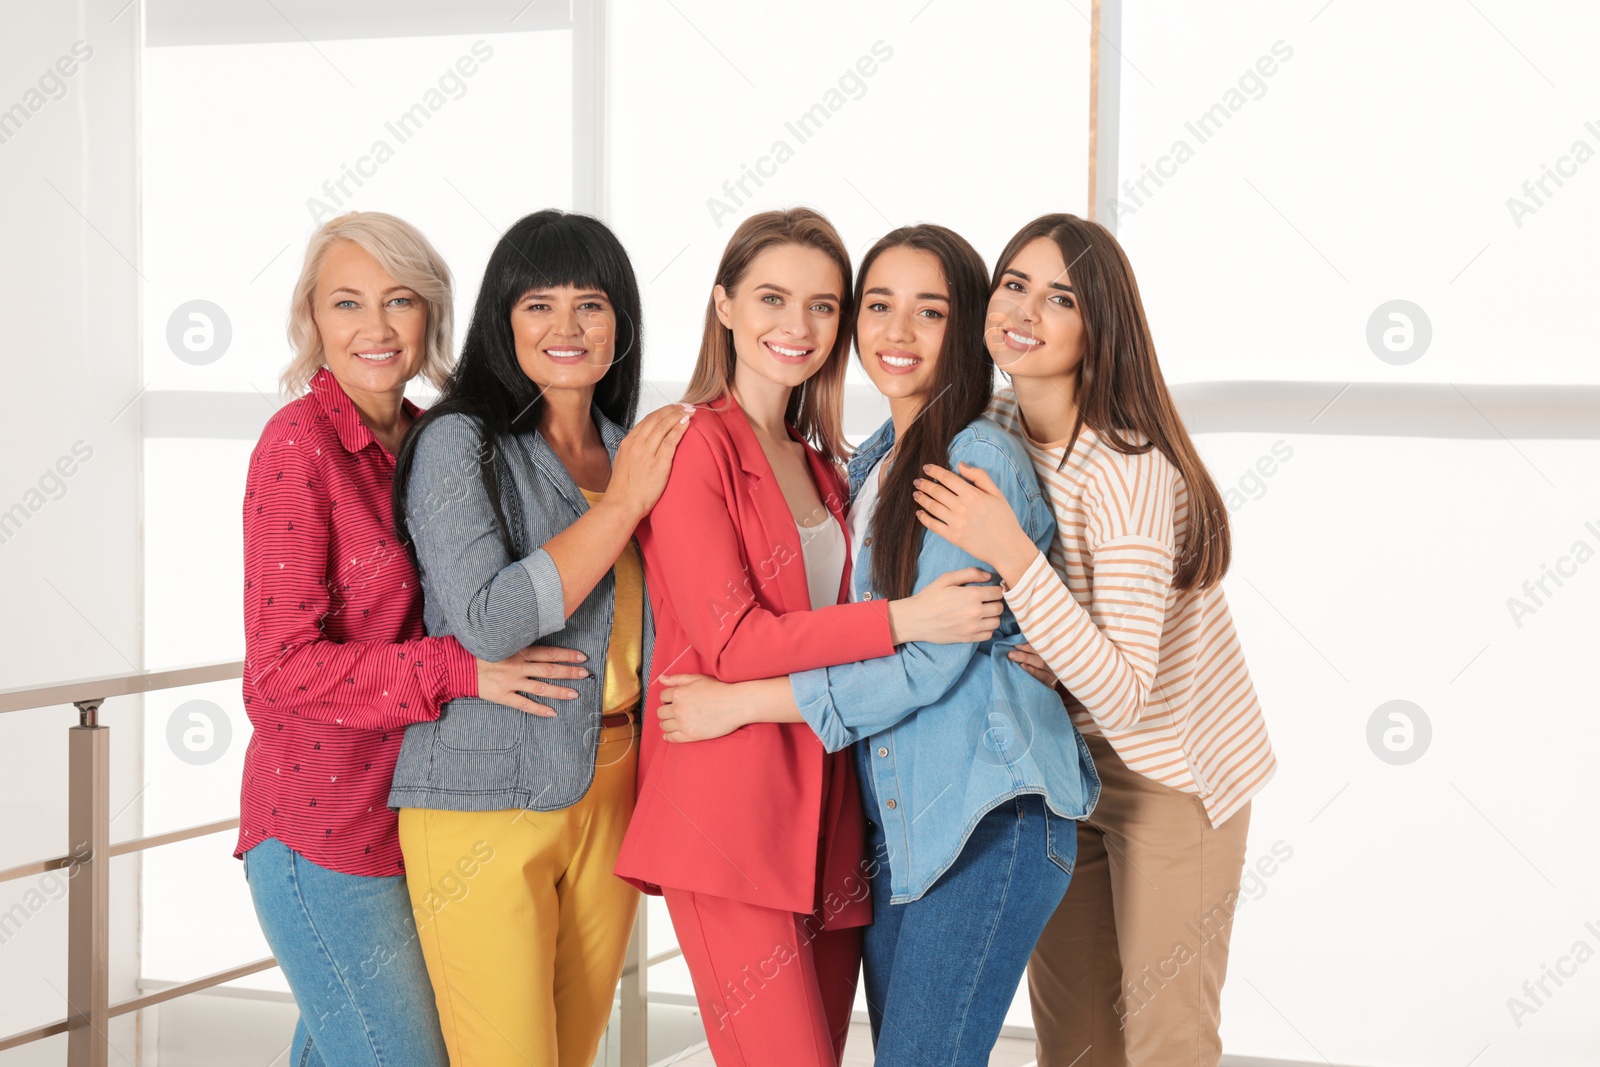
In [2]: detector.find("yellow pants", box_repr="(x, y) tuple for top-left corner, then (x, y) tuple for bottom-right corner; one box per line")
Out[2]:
(398, 721), (640, 1067)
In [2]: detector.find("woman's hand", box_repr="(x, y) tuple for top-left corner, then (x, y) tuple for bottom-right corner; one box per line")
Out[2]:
(605, 403), (694, 521)
(476, 645), (589, 717)
(657, 673), (754, 742)
(914, 462), (1039, 588)
(887, 568), (1004, 645)
(1007, 642), (1061, 691)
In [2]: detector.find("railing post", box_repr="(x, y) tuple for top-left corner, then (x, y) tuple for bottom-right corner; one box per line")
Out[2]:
(619, 901), (647, 1066)
(66, 698), (110, 1067)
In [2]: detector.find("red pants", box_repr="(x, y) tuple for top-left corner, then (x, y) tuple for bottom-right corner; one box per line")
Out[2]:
(663, 887), (862, 1067)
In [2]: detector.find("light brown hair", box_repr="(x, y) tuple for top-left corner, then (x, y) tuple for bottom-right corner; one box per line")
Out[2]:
(682, 208), (853, 464)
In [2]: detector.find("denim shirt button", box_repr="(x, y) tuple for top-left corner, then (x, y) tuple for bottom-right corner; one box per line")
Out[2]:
(863, 535), (873, 546)
(863, 591), (874, 600)
(885, 798), (897, 810)
(877, 746), (888, 757)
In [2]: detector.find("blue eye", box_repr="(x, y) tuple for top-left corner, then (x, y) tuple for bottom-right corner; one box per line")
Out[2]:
(335, 299), (358, 309)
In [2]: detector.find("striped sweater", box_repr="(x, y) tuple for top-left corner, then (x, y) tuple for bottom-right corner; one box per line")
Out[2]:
(987, 389), (1275, 827)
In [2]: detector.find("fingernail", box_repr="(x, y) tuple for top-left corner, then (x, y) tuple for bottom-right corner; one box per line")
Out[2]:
(680, 415), (691, 424)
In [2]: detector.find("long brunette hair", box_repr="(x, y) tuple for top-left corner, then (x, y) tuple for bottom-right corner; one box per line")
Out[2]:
(995, 213), (1229, 589)
(862, 225), (994, 601)
(681, 208), (853, 465)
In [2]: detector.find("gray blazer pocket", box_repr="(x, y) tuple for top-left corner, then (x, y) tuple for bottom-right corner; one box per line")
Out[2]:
(435, 704), (521, 753)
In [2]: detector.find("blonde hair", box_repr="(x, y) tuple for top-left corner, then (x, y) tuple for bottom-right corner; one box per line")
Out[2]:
(281, 211), (454, 397)
(682, 208), (853, 465)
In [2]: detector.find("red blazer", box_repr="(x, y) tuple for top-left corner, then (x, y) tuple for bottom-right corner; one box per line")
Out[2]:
(615, 394), (894, 921)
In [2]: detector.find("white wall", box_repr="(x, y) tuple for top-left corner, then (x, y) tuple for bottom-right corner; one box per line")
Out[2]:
(0, 0), (145, 1061)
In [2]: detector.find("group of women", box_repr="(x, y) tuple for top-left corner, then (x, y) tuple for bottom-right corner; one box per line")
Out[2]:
(236, 203), (1276, 1067)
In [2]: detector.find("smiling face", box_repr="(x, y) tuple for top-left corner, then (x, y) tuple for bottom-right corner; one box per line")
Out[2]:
(986, 236), (1086, 380)
(313, 240), (429, 402)
(856, 245), (950, 409)
(715, 242), (843, 395)
(510, 284), (618, 395)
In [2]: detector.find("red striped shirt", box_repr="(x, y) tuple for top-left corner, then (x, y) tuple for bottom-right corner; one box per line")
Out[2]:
(235, 368), (477, 876)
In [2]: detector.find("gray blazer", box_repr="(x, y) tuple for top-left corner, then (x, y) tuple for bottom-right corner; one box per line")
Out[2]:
(387, 408), (655, 812)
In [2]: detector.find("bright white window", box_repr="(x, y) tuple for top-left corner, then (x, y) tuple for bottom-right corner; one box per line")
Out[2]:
(608, 0), (1092, 402)
(1117, 2), (1600, 386)
(139, 6), (579, 992)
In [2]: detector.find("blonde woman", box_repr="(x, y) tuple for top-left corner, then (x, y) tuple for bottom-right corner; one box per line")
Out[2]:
(237, 212), (584, 1065)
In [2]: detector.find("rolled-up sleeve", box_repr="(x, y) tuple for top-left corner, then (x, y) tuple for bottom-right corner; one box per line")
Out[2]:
(405, 414), (567, 661)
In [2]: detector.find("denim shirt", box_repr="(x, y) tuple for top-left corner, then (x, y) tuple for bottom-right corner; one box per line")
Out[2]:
(790, 416), (1101, 903)
(387, 409), (655, 813)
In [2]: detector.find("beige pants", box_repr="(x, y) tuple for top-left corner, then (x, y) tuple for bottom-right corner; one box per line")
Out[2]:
(1030, 733), (1252, 1067)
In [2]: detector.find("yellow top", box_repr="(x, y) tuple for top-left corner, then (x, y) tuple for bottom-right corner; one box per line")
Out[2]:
(579, 487), (644, 718)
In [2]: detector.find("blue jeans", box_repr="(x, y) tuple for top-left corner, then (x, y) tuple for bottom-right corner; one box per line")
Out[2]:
(243, 837), (448, 1067)
(860, 779), (1075, 1065)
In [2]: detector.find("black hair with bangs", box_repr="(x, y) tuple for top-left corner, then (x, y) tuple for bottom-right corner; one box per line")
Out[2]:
(394, 209), (644, 561)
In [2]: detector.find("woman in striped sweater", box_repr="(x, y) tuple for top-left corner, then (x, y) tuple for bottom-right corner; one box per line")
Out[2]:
(913, 213), (1276, 1067)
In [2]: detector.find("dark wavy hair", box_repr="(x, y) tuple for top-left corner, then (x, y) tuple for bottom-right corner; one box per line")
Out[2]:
(859, 224), (994, 601)
(394, 209), (643, 562)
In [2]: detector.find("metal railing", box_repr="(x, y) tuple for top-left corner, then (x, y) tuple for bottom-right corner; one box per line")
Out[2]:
(0, 663), (676, 1066)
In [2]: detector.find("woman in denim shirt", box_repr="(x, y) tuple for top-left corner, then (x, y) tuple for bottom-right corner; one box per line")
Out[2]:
(656, 224), (1101, 1065)
(388, 210), (690, 1066)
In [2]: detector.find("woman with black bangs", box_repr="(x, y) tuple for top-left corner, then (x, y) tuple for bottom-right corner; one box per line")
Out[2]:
(387, 209), (690, 1065)
(652, 224), (1099, 1065)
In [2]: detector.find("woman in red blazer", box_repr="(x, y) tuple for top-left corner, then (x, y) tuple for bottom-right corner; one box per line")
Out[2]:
(613, 208), (1002, 1066)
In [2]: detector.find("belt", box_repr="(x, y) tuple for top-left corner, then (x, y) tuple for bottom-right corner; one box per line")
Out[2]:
(601, 710), (636, 729)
